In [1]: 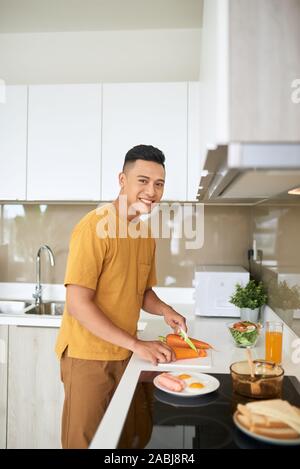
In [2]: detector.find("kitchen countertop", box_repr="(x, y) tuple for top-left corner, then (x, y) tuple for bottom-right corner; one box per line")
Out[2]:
(90, 305), (300, 449)
(0, 283), (299, 449)
(0, 282), (65, 327)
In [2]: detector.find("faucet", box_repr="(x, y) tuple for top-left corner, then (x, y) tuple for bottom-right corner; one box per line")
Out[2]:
(33, 245), (55, 305)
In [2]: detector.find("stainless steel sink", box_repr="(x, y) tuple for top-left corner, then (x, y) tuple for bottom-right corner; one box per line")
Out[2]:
(0, 300), (64, 316)
(27, 301), (65, 316)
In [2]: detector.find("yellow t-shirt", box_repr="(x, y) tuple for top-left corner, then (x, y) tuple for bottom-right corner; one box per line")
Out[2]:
(55, 203), (157, 360)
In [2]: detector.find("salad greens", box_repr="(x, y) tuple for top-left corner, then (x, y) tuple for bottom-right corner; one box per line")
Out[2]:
(228, 321), (261, 347)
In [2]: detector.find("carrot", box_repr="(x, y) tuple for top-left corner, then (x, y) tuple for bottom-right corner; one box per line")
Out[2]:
(165, 334), (212, 350)
(172, 346), (207, 360)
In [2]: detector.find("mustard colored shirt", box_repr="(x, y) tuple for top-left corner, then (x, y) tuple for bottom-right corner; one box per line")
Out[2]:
(55, 203), (157, 360)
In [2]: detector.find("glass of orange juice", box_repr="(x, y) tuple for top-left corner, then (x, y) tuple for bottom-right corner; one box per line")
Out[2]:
(265, 321), (283, 364)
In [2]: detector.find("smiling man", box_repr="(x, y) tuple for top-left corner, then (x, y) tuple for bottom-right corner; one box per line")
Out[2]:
(55, 144), (187, 449)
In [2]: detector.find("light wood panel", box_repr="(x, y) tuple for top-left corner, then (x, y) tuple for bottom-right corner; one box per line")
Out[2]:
(7, 326), (64, 449)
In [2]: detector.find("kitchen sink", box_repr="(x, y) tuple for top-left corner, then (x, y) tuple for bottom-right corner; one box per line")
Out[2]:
(26, 301), (65, 316)
(0, 300), (64, 316)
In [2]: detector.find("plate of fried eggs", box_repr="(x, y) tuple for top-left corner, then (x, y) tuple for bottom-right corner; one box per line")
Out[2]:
(153, 371), (220, 397)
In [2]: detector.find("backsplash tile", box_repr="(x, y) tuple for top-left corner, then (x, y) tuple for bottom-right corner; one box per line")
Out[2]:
(0, 204), (95, 283)
(0, 203), (251, 286)
(250, 201), (300, 336)
(1, 200), (299, 335)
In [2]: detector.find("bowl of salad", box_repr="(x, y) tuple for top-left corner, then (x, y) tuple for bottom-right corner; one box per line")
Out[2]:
(227, 321), (262, 348)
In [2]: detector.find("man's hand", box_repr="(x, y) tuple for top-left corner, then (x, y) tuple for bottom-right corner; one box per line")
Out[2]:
(163, 307), (187, 333)
(142, 290), (188, 333)
(132, 339), (176, 366)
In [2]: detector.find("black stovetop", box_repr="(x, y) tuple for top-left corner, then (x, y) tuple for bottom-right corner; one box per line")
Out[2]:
(117, 372), (300, 450)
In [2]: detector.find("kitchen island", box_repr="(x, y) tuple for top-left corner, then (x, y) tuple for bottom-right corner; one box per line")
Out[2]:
(0, 284), (299, 449)
(90, 305), (300, 449)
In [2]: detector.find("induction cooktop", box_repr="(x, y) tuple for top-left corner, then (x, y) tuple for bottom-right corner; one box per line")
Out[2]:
(117, 372), (300, 450)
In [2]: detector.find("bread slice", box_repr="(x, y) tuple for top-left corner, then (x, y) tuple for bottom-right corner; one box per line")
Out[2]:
(236, 412), (299, 440)
(237, 405), (290, 429)
(236, 399), (300, 440)
(245, 400), (300, 434)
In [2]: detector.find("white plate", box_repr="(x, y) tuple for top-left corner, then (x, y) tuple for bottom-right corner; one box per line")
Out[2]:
(153, 372), (220, 397)
(233, 411), (300, 446)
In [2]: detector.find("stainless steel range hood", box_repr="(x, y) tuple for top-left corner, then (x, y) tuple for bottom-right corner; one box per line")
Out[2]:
(197, 143), (300, 204)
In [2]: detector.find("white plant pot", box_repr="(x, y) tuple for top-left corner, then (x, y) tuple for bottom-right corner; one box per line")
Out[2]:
(240, 307), (260, 322)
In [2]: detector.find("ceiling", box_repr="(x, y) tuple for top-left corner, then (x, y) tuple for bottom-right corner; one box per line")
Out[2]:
(0, 0), (203, 33)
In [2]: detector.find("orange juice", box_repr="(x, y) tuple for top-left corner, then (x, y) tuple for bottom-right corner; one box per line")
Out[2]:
(265, 331), (283, 364)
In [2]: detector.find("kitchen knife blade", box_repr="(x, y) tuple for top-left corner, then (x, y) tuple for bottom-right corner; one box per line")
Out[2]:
(178, 327), (198, 353)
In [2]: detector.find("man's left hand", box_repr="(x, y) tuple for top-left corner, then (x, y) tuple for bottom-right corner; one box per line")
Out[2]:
(163, 307), (187, 333)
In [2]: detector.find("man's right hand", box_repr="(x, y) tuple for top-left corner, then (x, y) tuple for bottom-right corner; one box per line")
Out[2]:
(131, 339), (176, 366)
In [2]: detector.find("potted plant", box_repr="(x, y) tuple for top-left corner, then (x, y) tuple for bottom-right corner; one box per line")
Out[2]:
(229, 280), (267, 322)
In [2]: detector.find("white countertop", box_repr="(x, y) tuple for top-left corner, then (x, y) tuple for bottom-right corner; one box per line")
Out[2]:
(90, 305), (300, 449)
(0, 282), (65, 327)
(1, 283), (299, 449)
(0, 312), (62, 327)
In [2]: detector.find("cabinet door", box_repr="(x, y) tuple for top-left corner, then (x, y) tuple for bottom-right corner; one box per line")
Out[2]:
(0, 86), (27, 200)
(0, 325), (8, 449)
(102, 83), (188, 201)
(229, 0), (300, 141)
(27, 84), (101, 200)
(7, 326), (64, 449)
(201, 0), (300, 143)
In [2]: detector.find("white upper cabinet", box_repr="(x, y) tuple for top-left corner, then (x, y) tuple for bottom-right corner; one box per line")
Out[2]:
(0, 82), (201, 202)
(27, 84), (101, 200)
(101, 82), (188, 201)
(0, 86), (27, 200)
(201, 0), (300, 144)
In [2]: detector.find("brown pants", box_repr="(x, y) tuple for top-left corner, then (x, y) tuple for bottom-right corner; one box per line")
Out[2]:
(60, 348), (130, 449)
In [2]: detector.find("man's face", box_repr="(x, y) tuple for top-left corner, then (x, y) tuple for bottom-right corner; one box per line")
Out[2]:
(119, 159), (165, 216)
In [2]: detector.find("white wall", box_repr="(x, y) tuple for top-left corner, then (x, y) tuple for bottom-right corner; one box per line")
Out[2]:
(0, 29), (201, 84)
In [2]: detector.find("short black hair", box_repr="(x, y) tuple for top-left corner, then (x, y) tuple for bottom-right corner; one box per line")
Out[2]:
(123, 144), (165, 171)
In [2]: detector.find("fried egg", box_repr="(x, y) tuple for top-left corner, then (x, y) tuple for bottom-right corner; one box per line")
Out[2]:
(176, 374), (192, 380)
(186, 382), (205, 393)
(174, 374), (207, 393)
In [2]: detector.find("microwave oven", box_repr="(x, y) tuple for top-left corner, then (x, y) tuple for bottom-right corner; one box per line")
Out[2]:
(194, 265), (250, 317)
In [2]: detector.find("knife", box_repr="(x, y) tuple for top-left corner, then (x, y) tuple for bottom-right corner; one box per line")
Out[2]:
(178, 327), (198, 353)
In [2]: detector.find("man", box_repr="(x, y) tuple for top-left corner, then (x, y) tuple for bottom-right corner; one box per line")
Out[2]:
(55, 144), (187, 449)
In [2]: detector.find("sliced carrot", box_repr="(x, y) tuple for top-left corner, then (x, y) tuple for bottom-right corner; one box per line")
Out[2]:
(166, 334), (212, 350)
(172, 347), (199, 360)
(172, 346), (207, 360)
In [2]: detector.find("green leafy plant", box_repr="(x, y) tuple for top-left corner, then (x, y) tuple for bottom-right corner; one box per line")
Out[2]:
(229, 280), (267, 310)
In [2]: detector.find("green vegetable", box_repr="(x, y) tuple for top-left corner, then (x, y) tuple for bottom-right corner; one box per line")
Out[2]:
(229, 325), (259, 346)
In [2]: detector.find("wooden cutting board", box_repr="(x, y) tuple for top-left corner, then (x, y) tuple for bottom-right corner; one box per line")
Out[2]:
(157, 349), (212, 369)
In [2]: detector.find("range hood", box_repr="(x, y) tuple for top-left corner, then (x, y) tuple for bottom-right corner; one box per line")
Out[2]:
(197, 143), (300, 203)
